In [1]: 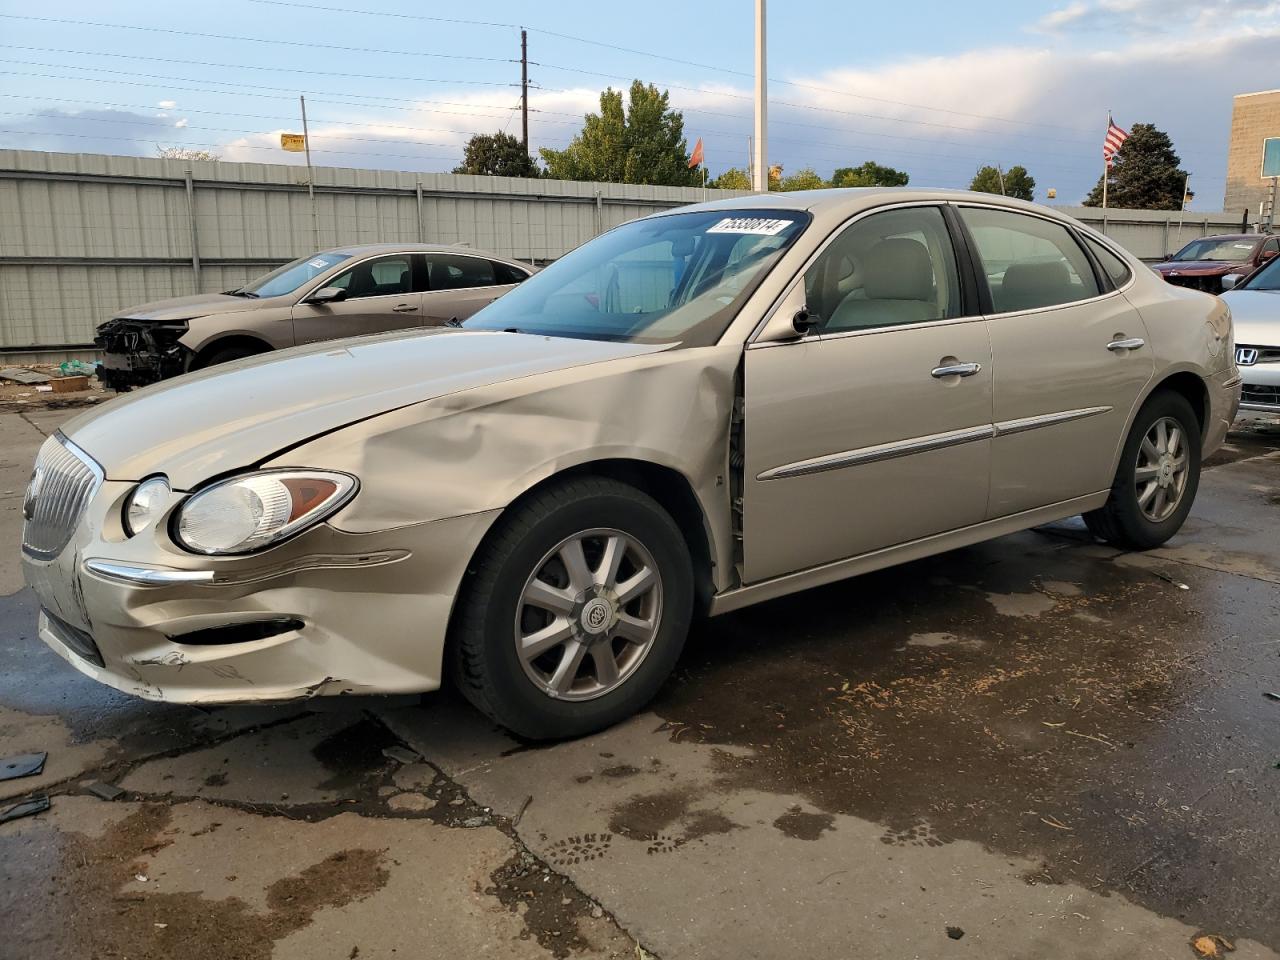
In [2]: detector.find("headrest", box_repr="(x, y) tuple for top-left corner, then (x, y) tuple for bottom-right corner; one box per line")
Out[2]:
(862, 238), (934, 301)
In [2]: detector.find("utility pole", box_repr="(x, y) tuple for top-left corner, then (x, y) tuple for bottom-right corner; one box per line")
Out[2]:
(752, 0), (767, 192)
(996, 163), (1006, 196)
(520, 29), (529, 150)
(299, 95), (319, 250)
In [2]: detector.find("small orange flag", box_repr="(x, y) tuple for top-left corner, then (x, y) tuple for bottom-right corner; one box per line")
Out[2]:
(688, 137), (704, 169)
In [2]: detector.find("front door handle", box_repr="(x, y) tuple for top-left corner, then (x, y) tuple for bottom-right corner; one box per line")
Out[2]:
(1107, 337), (1145, 352)
(931, 362), (982, 378)
(392, 304), (419, 313)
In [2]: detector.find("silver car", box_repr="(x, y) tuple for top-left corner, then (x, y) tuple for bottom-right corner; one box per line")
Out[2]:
(1223, 255), (1280, 412)
(95, 243), (532, 390)
(21, 190), (1241, 739)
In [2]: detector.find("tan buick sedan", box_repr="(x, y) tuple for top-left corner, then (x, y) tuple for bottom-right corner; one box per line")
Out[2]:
(22, 190), (1242, 738)
(95, 243), (532, 390)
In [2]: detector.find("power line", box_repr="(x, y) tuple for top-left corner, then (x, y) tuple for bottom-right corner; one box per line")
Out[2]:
(0, 44), (529, 88)
(0, 14), (512, 63)
(246, 0), (1100, 135)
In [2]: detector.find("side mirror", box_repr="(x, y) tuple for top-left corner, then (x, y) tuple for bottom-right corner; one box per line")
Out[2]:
(791, 307), (820, 337)
(305, 286), (347, 304)
(1221, 274), (1243, 291)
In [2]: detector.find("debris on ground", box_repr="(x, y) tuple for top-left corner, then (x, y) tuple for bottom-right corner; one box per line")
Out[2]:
(86, 781), (126, 801)
(50, 375), (90, 393)
(0, 367), (51, 384)
(381, 745), (421, 764)
(1191, 933), (1236, 957)
(0, 794), (50, 824)
(1263, 692), (1280, 702)
(0, 751), (46, 782)
(946, 926), (965, 940)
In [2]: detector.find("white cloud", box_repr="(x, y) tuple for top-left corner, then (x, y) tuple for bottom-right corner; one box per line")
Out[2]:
(174, 118), (188, 129)
(1035, 0), (1280, 34)
(157, 99), (177, 109)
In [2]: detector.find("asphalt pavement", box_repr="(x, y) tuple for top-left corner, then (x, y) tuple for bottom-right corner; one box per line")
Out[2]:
(2, 407), (1278, 960)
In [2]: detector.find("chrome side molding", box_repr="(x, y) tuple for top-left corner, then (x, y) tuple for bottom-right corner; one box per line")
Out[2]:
(83, 559), (216, 587)
(758, 406), (1114, 482)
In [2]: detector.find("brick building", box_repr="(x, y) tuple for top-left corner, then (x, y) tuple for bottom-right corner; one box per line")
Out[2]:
(1224, 89), (1280, 221)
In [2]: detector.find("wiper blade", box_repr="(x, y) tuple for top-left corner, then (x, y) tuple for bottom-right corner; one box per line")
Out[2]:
(226, 288), (259, 298)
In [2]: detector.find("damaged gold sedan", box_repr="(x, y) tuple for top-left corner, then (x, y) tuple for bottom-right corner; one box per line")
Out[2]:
(21, 190), (1241, 738)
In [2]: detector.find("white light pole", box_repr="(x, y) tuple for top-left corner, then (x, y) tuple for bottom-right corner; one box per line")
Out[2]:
(752, 0), (768, 192)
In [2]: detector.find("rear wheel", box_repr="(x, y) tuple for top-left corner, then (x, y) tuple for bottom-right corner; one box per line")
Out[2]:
(1083, 390), (1201, 549)
(451, 477), (693, 740)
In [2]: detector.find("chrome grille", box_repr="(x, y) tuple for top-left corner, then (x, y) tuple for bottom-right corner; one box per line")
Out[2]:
(21, 434), (104, 561)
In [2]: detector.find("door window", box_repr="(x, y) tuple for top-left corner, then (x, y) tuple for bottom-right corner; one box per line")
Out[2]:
(960, 208), (1101, 313)
(327, 255), (413, 300)
(1084, 236), (1133, 287)
(492, 261), (530, 285)
(804, 206), (963, 332)
(427, 254), (497, 290)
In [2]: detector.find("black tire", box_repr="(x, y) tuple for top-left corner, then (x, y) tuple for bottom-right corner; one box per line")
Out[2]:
(450, 477), (693, 740)
(200, 344), (268, 368)
(1083, 390), (1201, 550)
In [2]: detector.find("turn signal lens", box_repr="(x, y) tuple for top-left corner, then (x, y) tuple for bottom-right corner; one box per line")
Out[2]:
(173, 470), (357, 555)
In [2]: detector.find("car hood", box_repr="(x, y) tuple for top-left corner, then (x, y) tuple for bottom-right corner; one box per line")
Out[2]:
(63, 329), (670, 488)
(1222, 288), (1280, 342)
(108, 293), (287, 324)
(1152, 260), (1241, 275)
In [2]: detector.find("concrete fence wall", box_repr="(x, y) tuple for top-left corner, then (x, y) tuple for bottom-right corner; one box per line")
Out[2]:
(0, 149), (1255, 360)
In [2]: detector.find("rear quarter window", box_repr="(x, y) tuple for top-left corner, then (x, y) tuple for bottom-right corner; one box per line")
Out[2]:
(1084, 237), (1133, 287)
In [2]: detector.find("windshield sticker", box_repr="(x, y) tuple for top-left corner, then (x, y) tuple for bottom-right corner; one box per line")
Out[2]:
(707, 217), (791, 236)
(1234, 244), (1254, 250)
(307, 258), (330, 269)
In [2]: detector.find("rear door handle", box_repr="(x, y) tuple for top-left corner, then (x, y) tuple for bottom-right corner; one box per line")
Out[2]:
(1107, 337), (1144, 352)
(392, 304), (419, 313)
(931, 362), (982, 378)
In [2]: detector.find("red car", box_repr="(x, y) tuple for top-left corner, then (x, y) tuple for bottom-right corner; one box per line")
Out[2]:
(1152, 233), (1279, 293)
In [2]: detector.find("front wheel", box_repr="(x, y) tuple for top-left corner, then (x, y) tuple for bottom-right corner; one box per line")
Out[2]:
(450, 477), (693, 740)
(1083, 390), (1201, 550)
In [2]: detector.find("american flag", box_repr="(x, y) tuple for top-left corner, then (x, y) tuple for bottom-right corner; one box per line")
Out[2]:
(1103, 117), (1129, 168)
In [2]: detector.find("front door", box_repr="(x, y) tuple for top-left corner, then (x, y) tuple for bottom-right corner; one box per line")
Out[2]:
(956, 206), (1155, 518)
(743, 205), (994, 583)
(292, 253), (424, 344)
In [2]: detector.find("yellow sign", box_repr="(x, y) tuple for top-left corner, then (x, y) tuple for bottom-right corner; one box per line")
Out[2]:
(280, 133), (306, 152)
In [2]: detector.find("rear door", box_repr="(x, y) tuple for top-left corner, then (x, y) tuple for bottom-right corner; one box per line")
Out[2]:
(421, 253), (525, 325)
(955, 205), (1154, 518)
(291, 253), (424, 345)
(742, 204), (994, 582)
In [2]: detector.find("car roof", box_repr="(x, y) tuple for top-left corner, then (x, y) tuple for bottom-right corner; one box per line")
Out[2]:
(655, 187), (1084, 223)
(322, 242), (519, 262)
(1184, 233), (1263, 242)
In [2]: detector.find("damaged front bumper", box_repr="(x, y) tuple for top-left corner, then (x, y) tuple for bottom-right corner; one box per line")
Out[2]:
(94, 318), (191, 390)
(21, 474), (501, 704)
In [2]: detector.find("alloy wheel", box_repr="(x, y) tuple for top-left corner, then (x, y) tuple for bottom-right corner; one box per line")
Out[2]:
(514, 528), (663, 701)
(1135, 415), (1190, 523)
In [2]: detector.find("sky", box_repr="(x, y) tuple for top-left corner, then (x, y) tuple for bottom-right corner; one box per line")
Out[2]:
(1, 0), (1278, 209)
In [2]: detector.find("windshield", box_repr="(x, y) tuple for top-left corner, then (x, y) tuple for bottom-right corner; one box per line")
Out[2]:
(237, 252), (352, 298)
(1240, 254), (1280, 291)
(1171, 238), (1258, 262)
(464, 210), (810, 344)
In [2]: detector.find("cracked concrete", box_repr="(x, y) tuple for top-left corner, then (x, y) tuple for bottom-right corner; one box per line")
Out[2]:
(3, 408), (1279, 959)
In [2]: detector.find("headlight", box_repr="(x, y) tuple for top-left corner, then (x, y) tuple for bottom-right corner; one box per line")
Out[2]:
(173, 470), (357, 555)
(123, 476), (171, 537)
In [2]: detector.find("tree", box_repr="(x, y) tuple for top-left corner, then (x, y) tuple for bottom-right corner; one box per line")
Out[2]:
(710, 167), (751, 190)
(540, 81), (701, 187)
(831, 161), (909, 188)
(1083, 123), (1188, 209)
(452, 132), (540, 178)
(777, 167), (826, 191)
(156, 145), (220, 161)
(969, 164), (1035, 201)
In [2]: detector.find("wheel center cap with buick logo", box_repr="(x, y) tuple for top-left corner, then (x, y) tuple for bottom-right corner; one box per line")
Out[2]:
(579, 597), (614, 636)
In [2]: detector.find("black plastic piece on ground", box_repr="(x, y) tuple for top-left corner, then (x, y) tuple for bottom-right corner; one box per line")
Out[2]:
(0, 794), (50, 825)
(0, 752), (46, 782)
